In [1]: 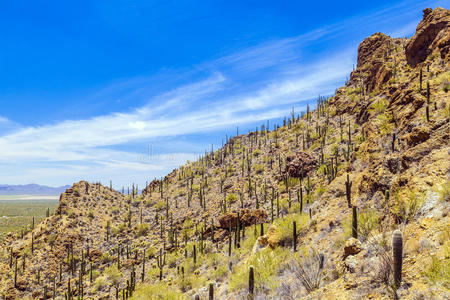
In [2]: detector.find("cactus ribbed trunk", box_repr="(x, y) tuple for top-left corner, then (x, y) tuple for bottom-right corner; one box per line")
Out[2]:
(392, 230), (403, 288)
(352, 206), (357, 239)
(249, 266), (254, 296)
(209, 282), (214, 300)
(293, 221), (297, 251)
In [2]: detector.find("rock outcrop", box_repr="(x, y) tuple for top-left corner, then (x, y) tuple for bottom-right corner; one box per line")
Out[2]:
(218, 209), (267, 229)
(285, 151), (317, 178)
(406, 7), (450, 66)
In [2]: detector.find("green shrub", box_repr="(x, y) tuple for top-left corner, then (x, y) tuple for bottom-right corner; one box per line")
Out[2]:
(105, 264), (123, 287)
(93, 276), (108, 291)
(130, 282), (187, 300)
(254, 164), (265, 174)
(226, 193), (238, 204)
(343, 208), (378, 241)
(375, 112), (393, 136)
(391, 188), (424, 223)
(229, 247), (290, 292)
(136, 223), (149, 237)
(153, 200), (165, 211)
(437, 181), (450, 202)
(368, 98), (388, 115)
(422, 254), (450, 286)
(271, 213), (309, 246)
(112, 223), (126, 235)
(253, 149), (261, 157)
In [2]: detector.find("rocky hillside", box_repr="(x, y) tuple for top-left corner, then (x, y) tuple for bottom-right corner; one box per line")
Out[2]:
(0, 7), (449, 300)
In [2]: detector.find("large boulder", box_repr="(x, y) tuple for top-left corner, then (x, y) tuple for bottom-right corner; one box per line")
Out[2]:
(218, 209), (268, 229)
(405, 7), (450, 66)
(285, 151), (317, 178)
(406, 126), (431, 147)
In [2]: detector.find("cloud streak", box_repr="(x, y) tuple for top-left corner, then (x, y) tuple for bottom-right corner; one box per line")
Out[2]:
(0, 0), (431, 186)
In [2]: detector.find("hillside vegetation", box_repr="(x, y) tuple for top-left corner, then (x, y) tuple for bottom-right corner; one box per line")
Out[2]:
(0, 7), (449, 300)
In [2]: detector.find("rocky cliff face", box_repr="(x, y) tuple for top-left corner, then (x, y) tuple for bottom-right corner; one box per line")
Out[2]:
(406, 7), (450, 66)
(0, 7), (449, 300)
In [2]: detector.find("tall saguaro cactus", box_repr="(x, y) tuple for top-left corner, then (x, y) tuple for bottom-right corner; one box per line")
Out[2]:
(157, 248), (166, 281)
(249, 266), (255, 296)
(352, 206), (358, 239)
(392, 230), (403, 288)
(345, 174), (352, 208)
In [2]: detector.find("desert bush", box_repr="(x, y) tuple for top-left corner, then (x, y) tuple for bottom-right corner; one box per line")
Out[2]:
(112, 223), (126, 235)
(391, 188), (424, 224)
(130, 282), (187, 300)
(422, 253), (450, 287)
(105, 264), (123, 288)
(253, 149), (261, 157)
(375, 112), (393, 136)
(343, 208), (379, 241)
(369, 98), (388, 115)
(136, 223), (149, 237)
(229, 246), (290, 292)
(287, 249), (325, 293)
(437, 181), (450, 202)
(254, 164), (265, 174)
(226, 193), (238, 204)
(154, 200), (166, 211)
(269, 213), (308, 247)
(93, 275), (108, 291)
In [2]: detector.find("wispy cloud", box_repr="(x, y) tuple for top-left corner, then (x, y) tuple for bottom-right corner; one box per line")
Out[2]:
(0, 0), (431, 186)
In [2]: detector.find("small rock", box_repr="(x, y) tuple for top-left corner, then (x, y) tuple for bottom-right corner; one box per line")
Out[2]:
(266, 225), (280, 248)
(344, 255), (358, 273)
(343, 238), (362, 259)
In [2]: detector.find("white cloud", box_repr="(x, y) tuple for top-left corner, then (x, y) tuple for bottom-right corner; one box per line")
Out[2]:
(2, 0), (428, 186)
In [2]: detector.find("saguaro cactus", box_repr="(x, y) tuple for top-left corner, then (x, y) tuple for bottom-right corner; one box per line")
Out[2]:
(249, 266), (255, 296)
(352, 206), (358, 239)
(293, 221), (297, 251)
(157, 249), (166, 281)
(209, 283), (214, 300)
(345, 174), (352, 208)
(392, 230), (403, 288)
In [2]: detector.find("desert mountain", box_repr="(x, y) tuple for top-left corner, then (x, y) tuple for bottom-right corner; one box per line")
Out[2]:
(0, 7), (449, 300)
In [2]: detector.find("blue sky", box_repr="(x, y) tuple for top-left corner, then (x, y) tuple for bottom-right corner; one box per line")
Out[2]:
(0, 0), (445, 188)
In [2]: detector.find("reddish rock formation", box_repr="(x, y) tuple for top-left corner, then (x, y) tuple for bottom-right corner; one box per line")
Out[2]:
(218, 209), (268, 229)
(285, 151), (317, 178)
(350, 32), (396, 92)
(405, 7), (450, 66)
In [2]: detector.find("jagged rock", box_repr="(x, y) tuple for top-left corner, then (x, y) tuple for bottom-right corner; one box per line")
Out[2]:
(406, 126), (431, 146)
(266, 225), (279, 248)
(350, 32), (394, 92)
(89, 249), (103, 261)
(218, 209), (267, 229)
(344, 255), (358, 273)
(406, 7), (450, 66)
(285, 151), (317, 178)
(218, 212), (239, 229)
(343, 238), (361, 259)
(240, 209), (268, 226)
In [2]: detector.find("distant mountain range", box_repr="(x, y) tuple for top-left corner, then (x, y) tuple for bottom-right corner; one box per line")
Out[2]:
(0, 184), (70, 195)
